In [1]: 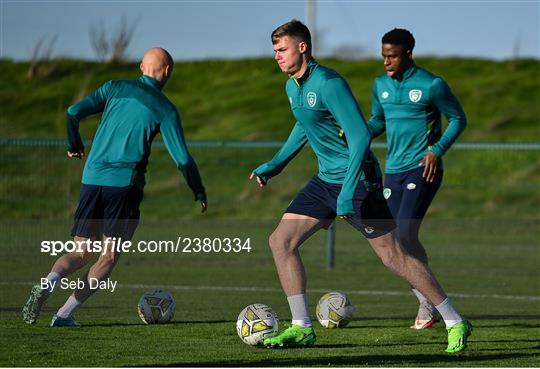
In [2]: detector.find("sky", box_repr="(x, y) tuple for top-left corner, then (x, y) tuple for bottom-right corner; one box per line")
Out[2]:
(1, 0), (539, 62)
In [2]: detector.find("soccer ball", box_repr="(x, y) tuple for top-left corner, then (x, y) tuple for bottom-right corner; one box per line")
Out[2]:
(316, 291), (354, 328)
(236, 304), (279, 345)
(137, 290), (176, 324)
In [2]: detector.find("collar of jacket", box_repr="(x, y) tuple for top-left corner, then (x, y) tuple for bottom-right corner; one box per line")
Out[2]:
(398, 63), (417, 81)
(291, 58), (319, 86)
(140, 75), (163, 91)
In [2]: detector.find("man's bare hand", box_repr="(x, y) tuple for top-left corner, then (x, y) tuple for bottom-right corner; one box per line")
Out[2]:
(67, 150), (85, 159)
(419, 152), (439, 182)
(200, 201), (208, 213)
(249, 173), (265, 188)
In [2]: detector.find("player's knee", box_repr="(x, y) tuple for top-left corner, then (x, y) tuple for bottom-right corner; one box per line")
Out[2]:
(379, 250), (397, 270)
(71, 237), (95, 266)
(96, 251), (120, 269)
(268, 232), (297, 254)
(268, 232), (283, 252)
(378, 241), (406, 272)
(68, 250), (92, 269)
(80, 251), (94, 265)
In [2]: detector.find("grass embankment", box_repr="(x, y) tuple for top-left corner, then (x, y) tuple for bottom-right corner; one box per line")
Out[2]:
(1, 58), (539, 140)
(0, 58), (539, 220)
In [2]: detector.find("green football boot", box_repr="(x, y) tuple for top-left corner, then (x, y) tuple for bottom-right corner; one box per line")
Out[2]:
(263, 324), (316, 348)
(22, 284), (49, 324)
(445, 320), (473, 353)
(51, 315), (81, 327)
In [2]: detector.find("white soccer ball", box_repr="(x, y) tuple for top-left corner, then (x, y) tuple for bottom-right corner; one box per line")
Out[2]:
(236, 303), (279, 345)
(137, 290), (176, 324)
(316, 291), (354, 328)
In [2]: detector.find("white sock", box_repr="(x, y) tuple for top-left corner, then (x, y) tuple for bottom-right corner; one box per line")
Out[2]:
(287, 294), (312, 327)
(45, 272), (61, 293)
(56, 294), (81, 319)
(412, 289), (428, 304)
(435, 298), (463, 328)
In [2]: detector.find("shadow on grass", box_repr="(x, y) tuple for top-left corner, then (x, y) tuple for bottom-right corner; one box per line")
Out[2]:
(353, 315), (540, 321)
(472, 338), (540, 344)
(4, 315), (540, 329)
(0, 305), (114, 312)
(344, 316), (540, 330)
(481, 322), (540, 328)
(85, 320), (232, 327)
(133, 352), (538, 367)
(356, 338), (540, 349)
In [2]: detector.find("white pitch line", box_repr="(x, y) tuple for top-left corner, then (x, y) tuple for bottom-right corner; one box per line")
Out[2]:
(2, 281), (540, 301)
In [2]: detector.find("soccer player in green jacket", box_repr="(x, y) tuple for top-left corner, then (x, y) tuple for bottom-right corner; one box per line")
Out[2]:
(368, 29), (467, 331)
(250, 20), (471, 352)
(23, 48), (207, 327)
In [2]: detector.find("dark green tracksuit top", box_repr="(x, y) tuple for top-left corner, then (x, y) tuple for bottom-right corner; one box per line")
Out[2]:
(254, 59), (379, 216)
(368, 64), (467, 174)
(66, 75), (206, 202)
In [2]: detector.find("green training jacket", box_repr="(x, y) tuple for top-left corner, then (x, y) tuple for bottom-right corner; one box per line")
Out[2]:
(368, 64), (466, 174)
(66, 75), (206, 202)
(254, 59), (379, 216)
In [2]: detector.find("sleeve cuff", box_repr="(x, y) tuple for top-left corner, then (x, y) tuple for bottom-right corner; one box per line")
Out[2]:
(336, 199), (355, 216)
(430, 145), (444, 157)
(253, 164), (272, 185)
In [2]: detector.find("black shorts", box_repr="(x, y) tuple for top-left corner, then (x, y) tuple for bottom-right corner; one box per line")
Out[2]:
(384, 167), (443, 222)
(71, 184), (144, 240)
(286, 175), (396, 238)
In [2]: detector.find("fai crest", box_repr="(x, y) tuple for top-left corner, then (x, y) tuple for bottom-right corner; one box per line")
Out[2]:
(383, 188), (391, 199)
(409, 89), (422, 102)
(307, 92), (317, 107)
(381, 91), (389, 99)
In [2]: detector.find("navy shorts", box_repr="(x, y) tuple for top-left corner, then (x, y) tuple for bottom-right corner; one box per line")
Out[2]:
(286, 176), (396, 238)
(71, 184), (144, 240)
(383, 167), (443, 223)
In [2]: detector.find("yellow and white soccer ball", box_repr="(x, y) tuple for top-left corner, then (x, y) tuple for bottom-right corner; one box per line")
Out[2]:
(316, 291), (354, 328)
(137, 290), (176, 324)
(236, 303), (279, 345)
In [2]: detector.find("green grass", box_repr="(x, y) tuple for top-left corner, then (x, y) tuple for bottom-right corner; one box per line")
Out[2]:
(2, 320), (538, 367)
(0, 57), (538, 220)
(1, 220), (539, 366)
(1, 144), (539, 220)
(0, 57), (539, 366)
(1, 58), (539, 141)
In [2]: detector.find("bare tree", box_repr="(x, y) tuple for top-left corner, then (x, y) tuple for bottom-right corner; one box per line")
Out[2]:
(89, 16), (137, 64)
(110, 16), (136, 64)
(89, 20), (109, 62)
(26, 34), (58, 80)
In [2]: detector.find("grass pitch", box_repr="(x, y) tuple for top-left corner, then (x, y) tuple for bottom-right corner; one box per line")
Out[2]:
(2, 319), (538, 367)
(1, 56), (539, 366)
(1, 219), (539, 367)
